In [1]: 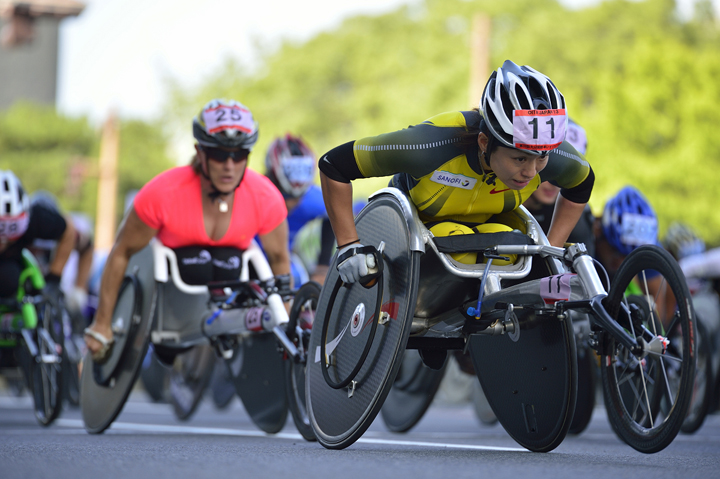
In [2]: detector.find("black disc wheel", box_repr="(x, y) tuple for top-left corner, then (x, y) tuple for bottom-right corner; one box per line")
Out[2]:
(139, 347), (171, 403)
(61, 345), (81, 408)
(286, 281), (321, 441)
(81, 246), (155, 435)
(61, 313), (84, 409)
(209, 357), (236, 409)
(30, 300), (64, 426)
(568, 341), (597, 435)
(169, 343), (216, 421)
(380, 350), (446, 433)
(306, 192), (421, 449)
(601, 245), (696, 453)
(471, 380), (498, 426)
(680, 318), (713, 434)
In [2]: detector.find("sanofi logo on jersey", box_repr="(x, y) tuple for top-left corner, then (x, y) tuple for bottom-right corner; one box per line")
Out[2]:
(430, 171), (477, 190)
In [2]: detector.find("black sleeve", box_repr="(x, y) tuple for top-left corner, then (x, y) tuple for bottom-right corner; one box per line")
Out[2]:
(317, 217), (336, 267)
(317, 141), (363, 183)
(26, 204), (67, 241)
(560, 166), (594, 204)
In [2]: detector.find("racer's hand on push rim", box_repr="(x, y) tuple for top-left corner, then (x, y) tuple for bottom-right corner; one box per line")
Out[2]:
(337, 242), (376, 284)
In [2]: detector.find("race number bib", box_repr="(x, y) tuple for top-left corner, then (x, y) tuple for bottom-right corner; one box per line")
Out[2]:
(512, 109), (567, 151)
(283, 156), (315, 185)
(0, 213), (29, 240)
(202, 104), (255, 135)
(621, 213), (658, 246)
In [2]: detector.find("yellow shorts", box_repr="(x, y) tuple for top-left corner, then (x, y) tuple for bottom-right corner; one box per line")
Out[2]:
(429, 222), (518, 266)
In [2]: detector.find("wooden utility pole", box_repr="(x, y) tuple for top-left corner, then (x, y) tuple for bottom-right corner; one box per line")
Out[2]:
(469, 13), (491, 109)
(95, 113), (119, 251)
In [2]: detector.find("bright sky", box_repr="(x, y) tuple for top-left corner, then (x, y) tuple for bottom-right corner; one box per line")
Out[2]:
(57, 0), (431, 123)
(57, 0), (708, 125)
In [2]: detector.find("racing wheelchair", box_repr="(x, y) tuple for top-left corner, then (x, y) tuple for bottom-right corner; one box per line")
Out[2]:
(306, 188), (695, 454)
(0, 249), (64, 426)
(79, 238), (316, 440)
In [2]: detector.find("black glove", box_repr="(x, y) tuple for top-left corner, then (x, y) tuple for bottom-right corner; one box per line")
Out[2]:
(43, 273), (64, 310)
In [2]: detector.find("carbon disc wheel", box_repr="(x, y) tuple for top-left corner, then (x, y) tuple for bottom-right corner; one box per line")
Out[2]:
(169, 344), (215, 421)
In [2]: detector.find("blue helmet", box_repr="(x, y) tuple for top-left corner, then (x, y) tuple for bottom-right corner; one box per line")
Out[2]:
(602, 186), (658, 256)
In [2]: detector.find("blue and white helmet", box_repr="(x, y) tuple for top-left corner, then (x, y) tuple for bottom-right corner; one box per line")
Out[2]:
(602, 186), (658, 256)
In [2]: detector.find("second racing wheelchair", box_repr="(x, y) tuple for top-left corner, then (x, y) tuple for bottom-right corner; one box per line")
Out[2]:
(79, 238), (317, 440)
(305, 188), (696, 454)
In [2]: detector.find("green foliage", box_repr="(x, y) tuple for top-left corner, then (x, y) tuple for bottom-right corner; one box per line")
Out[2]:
(165, 0), (720, 243)
(0, 101), (95, 153)
(0, 102), (174, 226)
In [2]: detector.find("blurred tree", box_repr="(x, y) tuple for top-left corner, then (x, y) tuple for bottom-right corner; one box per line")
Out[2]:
(165, 0), (720, 243)
(0, 101), (174, 226)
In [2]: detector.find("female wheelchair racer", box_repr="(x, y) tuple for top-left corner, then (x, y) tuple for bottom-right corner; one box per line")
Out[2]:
(307, 60), (695, 453)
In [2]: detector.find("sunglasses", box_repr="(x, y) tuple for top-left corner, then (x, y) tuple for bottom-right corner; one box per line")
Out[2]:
(201, 146), (249, 163)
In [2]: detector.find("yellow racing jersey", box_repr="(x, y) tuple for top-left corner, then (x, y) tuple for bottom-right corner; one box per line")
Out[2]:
(320, 110), (593, 225)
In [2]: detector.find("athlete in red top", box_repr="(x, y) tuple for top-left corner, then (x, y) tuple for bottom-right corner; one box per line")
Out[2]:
(83, 99), (290, 363)
(133, 165), (285, 250)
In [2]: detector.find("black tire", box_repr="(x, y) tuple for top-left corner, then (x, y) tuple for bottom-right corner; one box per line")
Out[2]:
(286, 281), (321, 441)
(210, 357), (236, 409)
(169, 343), (216, 421)
(568, 341), (596, 435)
(61, 312), (84, 409)
(601, 245), (695, 453)
(30, 301), (64, 426)
(381, 350), (447, 433)
(62, 346), (80, 408)
(680, 318), (713, 434)
(139, 347), (171, 403)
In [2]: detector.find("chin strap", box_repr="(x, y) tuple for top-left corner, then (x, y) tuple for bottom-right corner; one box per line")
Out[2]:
(200, 157), (246, 206)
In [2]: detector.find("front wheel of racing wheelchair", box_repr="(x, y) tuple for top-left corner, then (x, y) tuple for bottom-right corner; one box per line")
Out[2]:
(306, 188), (579, 452)
(599, 244), (696, 453)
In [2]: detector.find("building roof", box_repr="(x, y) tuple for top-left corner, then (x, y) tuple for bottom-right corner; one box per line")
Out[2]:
(0, 0), (85, 18)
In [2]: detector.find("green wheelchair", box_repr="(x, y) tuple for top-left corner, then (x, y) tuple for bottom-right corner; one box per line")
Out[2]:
(0, 249), (63, 425)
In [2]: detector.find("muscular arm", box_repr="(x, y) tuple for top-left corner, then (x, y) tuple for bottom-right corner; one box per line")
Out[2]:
(320, 172), (359, 248)
(547, 195), (587, 248)
(258, 219), (291, 278)
(93, 209), (157, 332)
(311, 218), (335, 284)
(74, 242), (94, 291)
(47, 215), (76, 278)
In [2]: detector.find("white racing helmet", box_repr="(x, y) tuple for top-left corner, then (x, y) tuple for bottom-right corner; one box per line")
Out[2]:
(481, 60), (567, 155)
(0, 170), (30, 240)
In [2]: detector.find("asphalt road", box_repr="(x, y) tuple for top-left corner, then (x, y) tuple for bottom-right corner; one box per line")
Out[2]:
(1, 388), (719, 479)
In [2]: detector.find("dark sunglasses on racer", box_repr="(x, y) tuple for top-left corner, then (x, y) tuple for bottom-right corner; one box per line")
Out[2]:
(200, 146), (250, 163)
